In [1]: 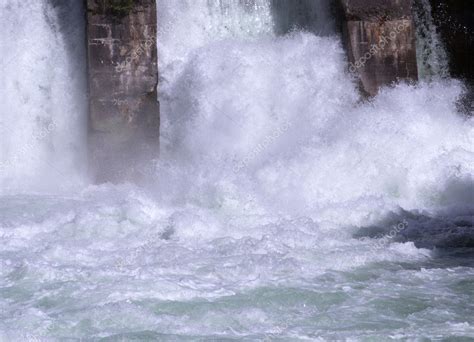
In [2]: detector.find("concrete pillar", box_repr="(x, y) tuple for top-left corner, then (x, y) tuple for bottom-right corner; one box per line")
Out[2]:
(339, 0), (418, 96)
(86, 0), (159, 182)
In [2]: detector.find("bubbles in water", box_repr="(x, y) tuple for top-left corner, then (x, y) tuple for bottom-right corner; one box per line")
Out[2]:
(1, 1), (474, 340)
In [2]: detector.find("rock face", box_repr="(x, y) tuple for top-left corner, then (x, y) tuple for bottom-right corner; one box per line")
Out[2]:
(338, 0), (418, 96)
(86, 0), (159, 182)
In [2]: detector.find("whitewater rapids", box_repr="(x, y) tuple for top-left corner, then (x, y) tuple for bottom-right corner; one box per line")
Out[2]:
(0, 0), (473, 340)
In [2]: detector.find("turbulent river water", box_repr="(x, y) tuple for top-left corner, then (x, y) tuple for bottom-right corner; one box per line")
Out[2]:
(1, 0), (474, 340)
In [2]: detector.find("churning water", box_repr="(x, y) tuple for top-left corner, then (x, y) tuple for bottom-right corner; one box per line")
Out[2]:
(1, 0), (473, 340)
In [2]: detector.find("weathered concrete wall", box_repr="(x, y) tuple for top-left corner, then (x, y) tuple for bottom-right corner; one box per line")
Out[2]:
(339, 0), (418, 96)
(86, 0), (159, 181)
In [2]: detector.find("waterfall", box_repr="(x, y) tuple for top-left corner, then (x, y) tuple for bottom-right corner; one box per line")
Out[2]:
(271, 0), (335, 35)
(157, 0), (333, 64)
(156, 0), (273, 70)
(0, 0), (87, 193)
(1, 1), (474, 340)
(156, 0), (473, 224)
(157, 0), (334, 149)
(413, 0), (450, 79)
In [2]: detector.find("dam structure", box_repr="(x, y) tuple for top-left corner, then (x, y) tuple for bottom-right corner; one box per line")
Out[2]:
(0, 0), (473, 340)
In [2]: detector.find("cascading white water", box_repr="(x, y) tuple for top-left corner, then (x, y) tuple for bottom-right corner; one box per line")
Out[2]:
(156, 0), (473, 227)
(1, 1), (474, 340)
(413, 0), (450, 79)
(0, 0), (87, 193)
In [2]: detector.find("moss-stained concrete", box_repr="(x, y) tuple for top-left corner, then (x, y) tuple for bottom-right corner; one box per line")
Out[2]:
(86, 0), (159, 182)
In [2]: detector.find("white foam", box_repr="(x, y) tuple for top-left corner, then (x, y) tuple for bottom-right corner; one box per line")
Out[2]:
(157, 22), (474, 226)
(1, 1), (473, 339)
(0, 0), (88, 193)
